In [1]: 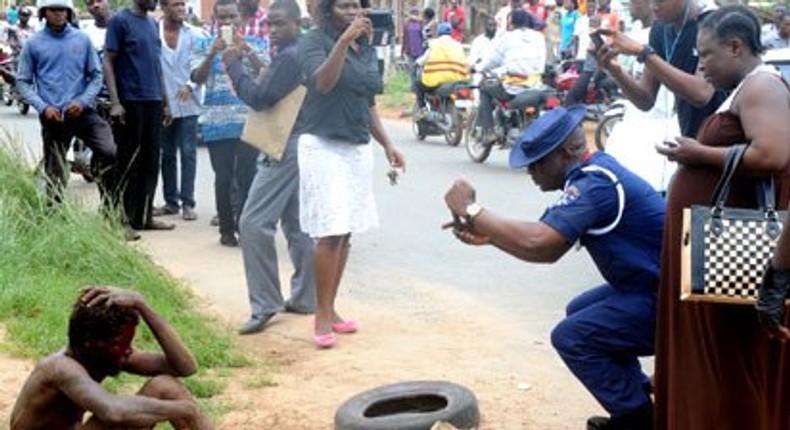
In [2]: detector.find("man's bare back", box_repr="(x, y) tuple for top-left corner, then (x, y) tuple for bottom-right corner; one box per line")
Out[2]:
(9, 286), (213, 430)
(11, 352), (88, 430)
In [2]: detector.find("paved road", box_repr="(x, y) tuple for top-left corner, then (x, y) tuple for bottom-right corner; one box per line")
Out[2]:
(0, 104), (603, 336)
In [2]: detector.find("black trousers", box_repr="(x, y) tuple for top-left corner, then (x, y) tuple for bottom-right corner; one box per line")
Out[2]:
(40, 108), (116, 201)
(109, 100), (163, 230)
(477, 80), (512, 129)
(207, 138), (259, 237)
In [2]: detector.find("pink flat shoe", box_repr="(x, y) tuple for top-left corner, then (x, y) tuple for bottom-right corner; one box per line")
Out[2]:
(331, 320), (359, 334)
(313, 333), (336, 348)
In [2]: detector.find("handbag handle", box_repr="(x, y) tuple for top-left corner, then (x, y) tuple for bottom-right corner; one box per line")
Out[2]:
(710, 144), (747, 210)
(708, 143), (782, 239)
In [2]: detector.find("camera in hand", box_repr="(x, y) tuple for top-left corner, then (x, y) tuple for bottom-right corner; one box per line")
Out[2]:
(367, 9), (394, 46)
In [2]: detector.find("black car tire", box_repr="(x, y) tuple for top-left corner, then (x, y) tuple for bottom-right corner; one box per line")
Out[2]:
(335, 380), (479, 430)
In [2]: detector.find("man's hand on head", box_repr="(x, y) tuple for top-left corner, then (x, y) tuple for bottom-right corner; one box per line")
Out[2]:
(81, 286), (144, 311)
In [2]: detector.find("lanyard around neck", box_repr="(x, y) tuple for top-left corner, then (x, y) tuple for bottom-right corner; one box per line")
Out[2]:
(663, 0), (691, 63)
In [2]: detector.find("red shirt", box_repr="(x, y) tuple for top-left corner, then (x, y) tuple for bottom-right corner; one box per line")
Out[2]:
(242, 7), (268, 38)
(441, 5), (466, 42)
(523, 3), (547, 21)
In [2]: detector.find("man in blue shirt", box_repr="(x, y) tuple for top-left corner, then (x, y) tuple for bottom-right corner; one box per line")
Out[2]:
(444, 105), (665, 430)
(17, 0), (116, 201)
(221, 0), (315, 335)
(104, 0), (173, 237)
(190, 0), (267, 247)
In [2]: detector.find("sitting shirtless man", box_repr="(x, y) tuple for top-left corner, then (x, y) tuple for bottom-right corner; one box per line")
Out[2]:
(10, 286), (212, 429)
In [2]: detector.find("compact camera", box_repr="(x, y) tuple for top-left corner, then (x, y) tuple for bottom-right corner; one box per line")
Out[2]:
(366, 9), (394, 46)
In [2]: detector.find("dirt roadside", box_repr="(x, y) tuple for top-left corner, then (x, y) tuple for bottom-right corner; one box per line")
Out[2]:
(0, 111), (601, 429)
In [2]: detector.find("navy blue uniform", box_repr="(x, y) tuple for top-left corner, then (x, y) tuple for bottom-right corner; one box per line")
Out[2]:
(541, 151), (665, 416)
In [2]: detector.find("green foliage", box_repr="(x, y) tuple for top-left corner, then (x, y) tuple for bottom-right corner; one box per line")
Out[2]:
(0, 132), (255, 418)
(379, 68), (415, 111)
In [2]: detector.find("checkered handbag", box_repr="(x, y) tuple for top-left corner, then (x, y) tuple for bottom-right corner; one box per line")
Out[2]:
(680, 145), (787, 304)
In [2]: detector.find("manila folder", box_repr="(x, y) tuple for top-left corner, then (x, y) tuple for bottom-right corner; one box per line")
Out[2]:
(241, 85), (307, 161)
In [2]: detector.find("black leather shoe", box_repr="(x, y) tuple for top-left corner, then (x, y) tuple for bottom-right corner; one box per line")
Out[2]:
(220, 234), (238, 247)
(587, 401), (653, 430)
(238, 313), (275, 335)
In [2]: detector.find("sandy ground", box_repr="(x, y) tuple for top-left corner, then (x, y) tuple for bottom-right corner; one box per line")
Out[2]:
(0, 111), (602, 429)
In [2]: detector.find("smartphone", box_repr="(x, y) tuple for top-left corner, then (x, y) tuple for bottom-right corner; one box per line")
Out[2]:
(220, 26), (233, 45)
(590, 32), (605, 49)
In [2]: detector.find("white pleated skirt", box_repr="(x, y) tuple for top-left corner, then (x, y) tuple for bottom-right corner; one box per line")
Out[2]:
(297, 133), (379, 238)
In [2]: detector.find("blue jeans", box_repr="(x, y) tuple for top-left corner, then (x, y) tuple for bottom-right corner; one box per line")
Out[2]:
(160, 115), (198, 209)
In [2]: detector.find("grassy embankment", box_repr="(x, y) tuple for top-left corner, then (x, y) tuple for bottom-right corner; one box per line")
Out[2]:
(0, 129), (256, 421)
(379, 68), (415, 115)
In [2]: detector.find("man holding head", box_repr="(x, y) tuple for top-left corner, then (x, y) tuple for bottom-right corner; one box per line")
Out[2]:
(10, 286), (212, 429)
(444, 105), (665, 430)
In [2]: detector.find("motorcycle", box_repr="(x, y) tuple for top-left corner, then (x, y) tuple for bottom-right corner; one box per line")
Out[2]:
(465, 77), (561, 163)
(69, 96), (113, 183)
(593, 99), (627, 151)
(413, 80), (475, 146)
(546, 60), (619, 122)
(0, 51), (30, 116)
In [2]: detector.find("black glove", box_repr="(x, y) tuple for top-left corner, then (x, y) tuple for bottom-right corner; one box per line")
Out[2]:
(756, 264), (790, 332)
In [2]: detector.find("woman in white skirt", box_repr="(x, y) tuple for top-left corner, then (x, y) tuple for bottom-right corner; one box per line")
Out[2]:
(298, 0), (406, 348)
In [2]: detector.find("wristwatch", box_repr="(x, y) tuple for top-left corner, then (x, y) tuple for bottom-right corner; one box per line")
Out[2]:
(636, 45), (656, 64)
(465, 202), (484, 222)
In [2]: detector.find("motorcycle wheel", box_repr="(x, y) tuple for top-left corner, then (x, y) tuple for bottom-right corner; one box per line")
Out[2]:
(443, 104), (463, 147)
(594, 112), (623, 151)
(18, 102), (29, 115)
(411, 102), (427, 141)
(464, 111), (492, 163)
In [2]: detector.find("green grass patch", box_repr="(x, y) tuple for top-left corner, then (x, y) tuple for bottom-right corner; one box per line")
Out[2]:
(379, 68), (415, 112)
(0, 132), (253, 417)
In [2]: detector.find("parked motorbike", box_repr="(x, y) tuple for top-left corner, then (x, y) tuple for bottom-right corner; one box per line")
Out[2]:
(465, 78), (561, 163)
(0, 51), (30, 116)
(69, 96), (113, 183)
(413, 80), (475, 146)
(593, 99), (627, 151)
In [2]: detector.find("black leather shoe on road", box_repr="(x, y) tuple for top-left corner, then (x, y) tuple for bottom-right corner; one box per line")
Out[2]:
(220, 234), (239, 247)
(238, 313), (275, 335)
(587, 401), (653, 430)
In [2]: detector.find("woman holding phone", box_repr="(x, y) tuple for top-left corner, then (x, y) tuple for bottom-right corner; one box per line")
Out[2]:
(298, 0), (406, 348)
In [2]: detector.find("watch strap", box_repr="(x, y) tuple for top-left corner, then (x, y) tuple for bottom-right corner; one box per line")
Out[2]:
(636, 45), (655, 64)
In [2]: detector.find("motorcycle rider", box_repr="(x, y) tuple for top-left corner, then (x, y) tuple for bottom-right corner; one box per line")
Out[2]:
(474, 8), (546, 143)
(8, 6), (36, 54)
(414, 22), (468, 117)
(17, 0), (116, 201)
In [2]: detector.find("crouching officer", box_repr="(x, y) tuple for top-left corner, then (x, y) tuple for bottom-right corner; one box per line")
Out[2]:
(444, 105), (665, 430)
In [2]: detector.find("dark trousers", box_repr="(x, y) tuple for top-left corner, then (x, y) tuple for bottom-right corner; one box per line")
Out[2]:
(40, 108), (116, 201)
(207, 138), (259, 237)
(477, 80), (512, 129)
(109, 101), (163, 230)
(414, 81), (433, 108)
(551, 284), (656, 415)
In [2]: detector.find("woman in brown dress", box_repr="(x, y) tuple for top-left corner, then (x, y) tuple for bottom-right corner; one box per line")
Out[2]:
(654, 5), (790, 429)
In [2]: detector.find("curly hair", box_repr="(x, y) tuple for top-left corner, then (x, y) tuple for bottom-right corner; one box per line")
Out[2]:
(270, 0), (302, 23)
(68, 290), (139, 348)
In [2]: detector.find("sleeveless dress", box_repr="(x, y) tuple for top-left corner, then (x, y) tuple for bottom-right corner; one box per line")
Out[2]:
(654, 65), (790, 429)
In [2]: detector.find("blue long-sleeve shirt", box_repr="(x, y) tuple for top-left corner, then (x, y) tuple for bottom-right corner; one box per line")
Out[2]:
(17, 24), (103, 113)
